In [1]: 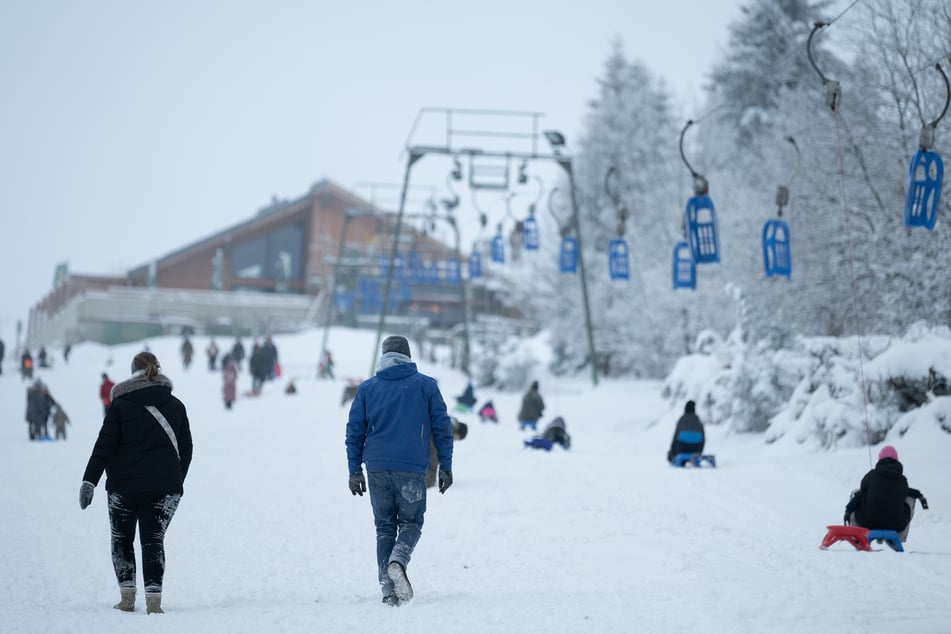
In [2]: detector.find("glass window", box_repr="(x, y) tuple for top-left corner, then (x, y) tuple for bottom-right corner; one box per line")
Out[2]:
(268, 223), (304, 281)
(231, 236), (267, 279)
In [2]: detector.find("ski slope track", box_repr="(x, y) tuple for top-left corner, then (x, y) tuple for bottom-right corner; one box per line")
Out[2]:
(1, 328), (948, 633)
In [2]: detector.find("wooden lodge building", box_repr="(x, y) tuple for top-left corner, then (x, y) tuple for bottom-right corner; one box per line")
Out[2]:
(26, 179), (507, 348)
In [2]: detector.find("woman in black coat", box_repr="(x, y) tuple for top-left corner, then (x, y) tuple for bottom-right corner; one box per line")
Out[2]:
(844, 445), (928, 542)
(79, 352), (193, 614)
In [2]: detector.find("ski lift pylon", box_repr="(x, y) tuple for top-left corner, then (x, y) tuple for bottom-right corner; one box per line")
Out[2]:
(903, 63), (949, 231)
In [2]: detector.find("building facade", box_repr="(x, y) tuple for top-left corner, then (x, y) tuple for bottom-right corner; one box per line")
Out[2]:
(27, 179), (477, 347)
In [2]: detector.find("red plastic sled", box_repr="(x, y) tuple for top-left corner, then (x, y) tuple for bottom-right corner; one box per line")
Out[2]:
(820, 525), (872, 551)
(820, 525), (905, 552)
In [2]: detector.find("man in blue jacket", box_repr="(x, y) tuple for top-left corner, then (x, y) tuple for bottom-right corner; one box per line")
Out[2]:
(346, 335), (454, 606)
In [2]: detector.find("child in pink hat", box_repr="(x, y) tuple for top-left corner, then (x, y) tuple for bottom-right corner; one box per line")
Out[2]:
(843, 445), (929, 542)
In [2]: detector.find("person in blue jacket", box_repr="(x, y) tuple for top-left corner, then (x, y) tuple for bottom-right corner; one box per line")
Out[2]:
(667, 400), (705, 463)
(345, 335), (454, 607)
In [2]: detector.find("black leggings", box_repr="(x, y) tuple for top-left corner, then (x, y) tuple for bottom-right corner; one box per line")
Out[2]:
(107, 491), (181, 592)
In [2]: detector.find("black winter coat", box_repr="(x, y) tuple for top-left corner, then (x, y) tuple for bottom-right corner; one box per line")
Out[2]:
(846, 458), (920, 531)
(668, 412), (705, 461)
(82, 373), (193, 495)
(517, 388), (545, 423)
(26, 384), (53, 423)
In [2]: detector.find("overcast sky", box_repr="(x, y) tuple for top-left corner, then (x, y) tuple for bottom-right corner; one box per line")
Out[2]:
(0, 0), (771, 346)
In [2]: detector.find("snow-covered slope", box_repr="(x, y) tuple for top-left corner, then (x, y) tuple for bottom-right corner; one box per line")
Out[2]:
(1, 327), (948, 633)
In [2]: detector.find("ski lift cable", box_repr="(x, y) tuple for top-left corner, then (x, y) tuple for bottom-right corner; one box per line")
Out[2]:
(923, 63), (950, 130)
(685, 3), (862, 126)
(912, 53), (951, 76)
(824, 0), (864, 29)
(807, 22), (874, 468)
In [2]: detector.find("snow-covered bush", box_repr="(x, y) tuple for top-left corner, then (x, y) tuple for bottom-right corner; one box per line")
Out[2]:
(661, 320), (951, 448)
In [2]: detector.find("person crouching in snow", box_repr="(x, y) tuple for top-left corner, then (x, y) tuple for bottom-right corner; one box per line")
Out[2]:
(427, 418), (467, 488)
(524, 416), (570, 450)
(478, 400), (498, 423)
(667, 400), (705, 463)
(844, 445), (928, 542)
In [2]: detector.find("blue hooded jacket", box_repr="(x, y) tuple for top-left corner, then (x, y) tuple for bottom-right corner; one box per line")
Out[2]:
(346, 353), (453, 475)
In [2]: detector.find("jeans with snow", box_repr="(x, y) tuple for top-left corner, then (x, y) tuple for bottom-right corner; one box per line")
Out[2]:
(107, 491), (181, 592)
(368, 471), (426, 596)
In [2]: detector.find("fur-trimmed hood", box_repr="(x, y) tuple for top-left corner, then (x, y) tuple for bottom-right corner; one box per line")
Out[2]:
(111, 372), (174, 401)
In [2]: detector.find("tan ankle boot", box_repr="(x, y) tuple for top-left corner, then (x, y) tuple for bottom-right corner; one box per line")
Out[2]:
(145, 592), (163, 614)
(113, 588), (135, 612)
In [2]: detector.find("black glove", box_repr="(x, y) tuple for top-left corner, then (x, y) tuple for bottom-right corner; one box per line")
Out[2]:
(920, 496), (929, 510)
(348, 472), (366, 496)
(843, 513), (850, 526)
(438, 470), (453, 494)
(79, 481), (95, 510)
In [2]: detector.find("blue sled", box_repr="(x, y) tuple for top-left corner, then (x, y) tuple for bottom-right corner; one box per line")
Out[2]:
(671, 453), (716, 468)
(524, 437), (554, 451)
(866, 529), (904, 552)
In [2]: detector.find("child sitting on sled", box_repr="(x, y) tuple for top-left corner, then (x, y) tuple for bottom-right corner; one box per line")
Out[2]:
(843, 445), (928, 543)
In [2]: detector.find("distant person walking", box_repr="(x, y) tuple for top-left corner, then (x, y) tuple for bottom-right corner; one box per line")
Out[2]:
(25, 379), (53, 441)
(79, 351), (193, 615)
(249, 341), (268, 394)
(100, 373), (115, 415)
(517, 381), (545, 431)
(222, 354), (237, 409)
(346, 335), (454, 606)
(206, 339), (219, 371)
(180, 337), (194, 371)
(0, 337), (5, 374)
(231, 338), (245, 372)
(262, 336), (279, 380)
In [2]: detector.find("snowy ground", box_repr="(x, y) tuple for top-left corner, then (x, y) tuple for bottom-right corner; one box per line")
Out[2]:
(1, 327), (949, 633)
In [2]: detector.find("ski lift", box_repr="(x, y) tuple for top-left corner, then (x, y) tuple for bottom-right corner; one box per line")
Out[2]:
(523, 214), (539, 250)
(671, 241), (696, 290)
(903, 63), (949, 231)
(522, 176), (543, 250)
(608, 238), (630, 280)
(763, 136), (798, 278)
(491, 224), (506, 263)
(559, 236), (578, 273)
(468, 251), (482, 279)
(445, 258), (461, 285)
(762, 220), (791, 278)
(807, 22), (842, 112)
(605, 166), (631, 280)
(549, 187), (577, 273)
(680, 120), (720, 264)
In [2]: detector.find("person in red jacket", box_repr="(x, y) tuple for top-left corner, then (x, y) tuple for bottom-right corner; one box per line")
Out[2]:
(99, 373), (115, 415)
